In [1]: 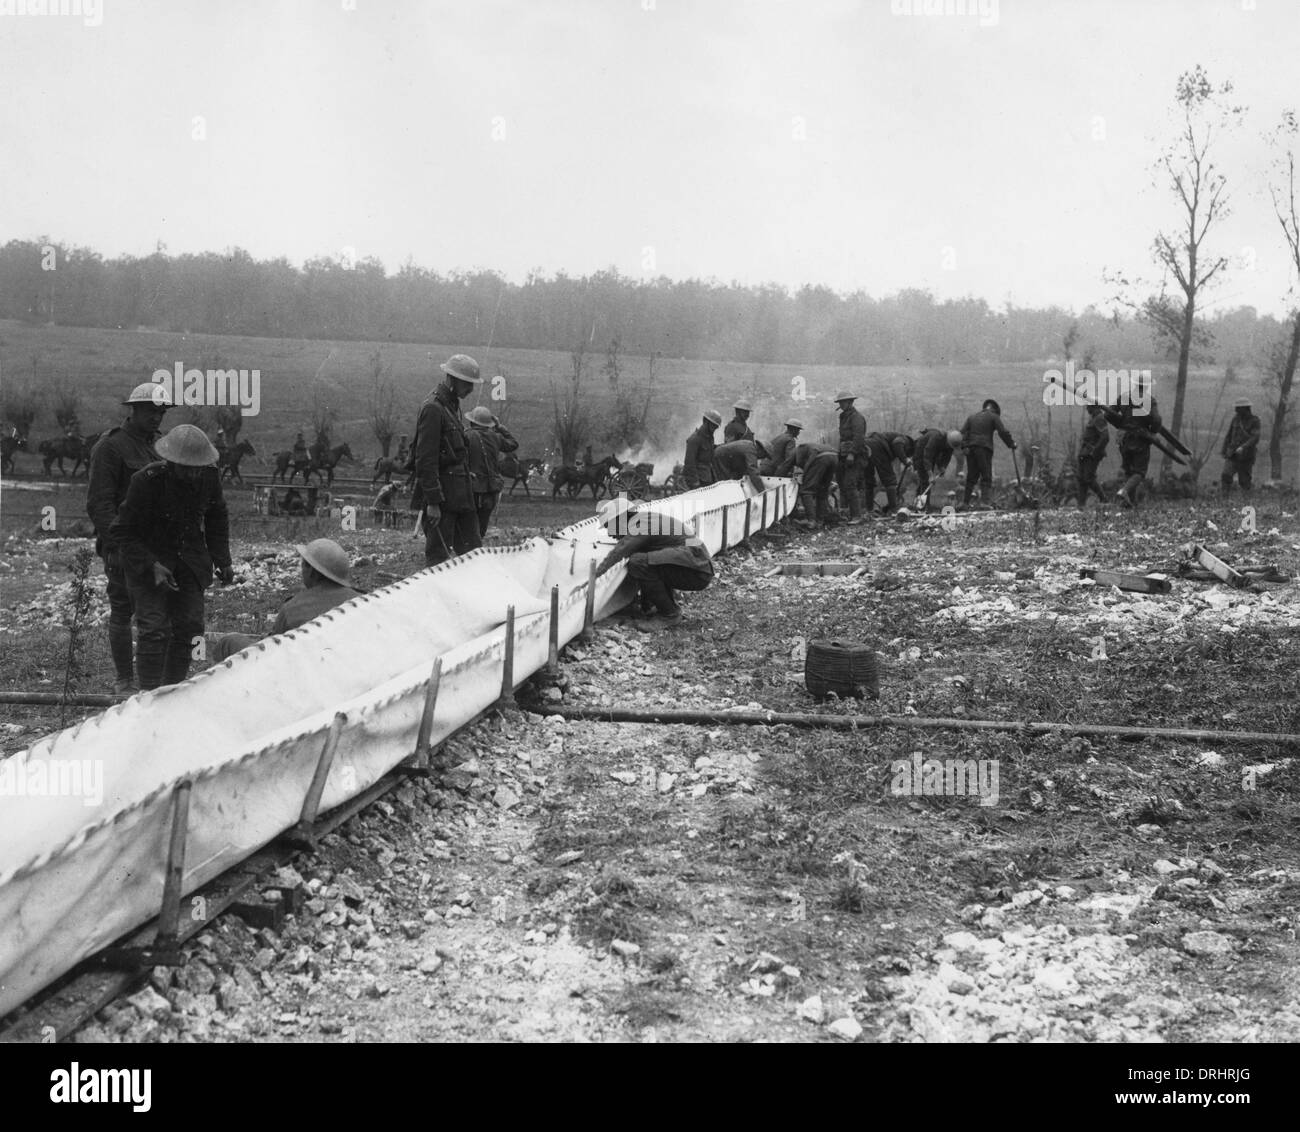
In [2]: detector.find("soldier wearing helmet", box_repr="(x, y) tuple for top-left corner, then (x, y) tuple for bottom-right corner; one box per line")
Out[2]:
(410, 354), (484, 564)
(1220, 398), (1261, 496)
(108, 424), (233, 691)
(1076, 404), (1110, 509)
(86, 382), (173, 696)
(684, 411), (722, 489)
(959, 399), (1015, 507)
(464, 405), (519, 540)
(762, 418), (803, 476)
(834, 392), (868, 520)
(724, 399), (755, 443)
(913, 428), (961, 510)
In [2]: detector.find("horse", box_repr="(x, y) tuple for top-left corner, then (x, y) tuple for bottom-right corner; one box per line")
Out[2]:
(550, 454), (619, 501)
(501, 454), (544, 497)
(371, 454), (408, 486)
(1, 432), (27, 475)
(310, 442), (354, 487)
(272, 450), (314, 484)
(39, 434), (97, 477)
(218, 439), (256, 484)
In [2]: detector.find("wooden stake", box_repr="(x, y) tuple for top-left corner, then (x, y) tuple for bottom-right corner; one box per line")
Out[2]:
(499, 604), (516, 702)
(582, 559), (598, 637)
(760, 489), (768, 531)
(155, 780), (192, 946)
(298, 712), (346, 828)
(547, 585), (560, 674)
(743, 497), (752, 543)
(413, 657), (443, 766)
(720, 505), (729, 551)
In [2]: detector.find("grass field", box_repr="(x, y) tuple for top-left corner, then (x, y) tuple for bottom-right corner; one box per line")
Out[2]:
(4, 320), (1291, 487)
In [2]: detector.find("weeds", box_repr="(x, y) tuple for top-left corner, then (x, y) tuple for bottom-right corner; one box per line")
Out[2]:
(59, 546), (96, 726)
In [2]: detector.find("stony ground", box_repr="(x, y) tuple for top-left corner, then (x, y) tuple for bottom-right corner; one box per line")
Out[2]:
(3, 480), (1300, 1043)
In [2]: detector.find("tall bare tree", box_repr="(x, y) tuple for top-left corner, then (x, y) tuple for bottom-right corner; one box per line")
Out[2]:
(364, 349), (397, 457)
(551, 332), (594, 465)
(1, 374), (40, 439)
(49, 375), (81, 434)
(1265, 110), (1300, 481)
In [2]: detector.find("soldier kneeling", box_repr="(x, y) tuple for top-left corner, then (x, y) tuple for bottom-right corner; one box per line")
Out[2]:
(596, 497), (714, 629)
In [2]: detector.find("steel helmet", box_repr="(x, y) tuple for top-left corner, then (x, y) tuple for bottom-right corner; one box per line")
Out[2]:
(785, 418), (804, 430)
(703, 410), (723, 427)
(733, 399), (753, 412)
(834, 391), (856, 403)
(466, 406), (496, 427)
(154, 424), (218, 467)
(440, 354), (483, 384)
(946, 430), (963, 447)
(296, 538), (351, 587)
(123, 382), (173, 407)
(1234, 398), (1252, 409)
(982, 399), (1002, 415)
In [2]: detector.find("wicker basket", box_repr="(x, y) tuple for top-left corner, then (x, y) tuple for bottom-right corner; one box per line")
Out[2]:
(805, 639), (880, 701)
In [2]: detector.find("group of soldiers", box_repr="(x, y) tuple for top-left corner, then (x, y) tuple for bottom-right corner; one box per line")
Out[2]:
(680, 394), (1020, 525)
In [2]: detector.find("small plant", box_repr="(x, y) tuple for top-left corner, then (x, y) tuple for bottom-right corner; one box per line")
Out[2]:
(60, 546), (97, 725)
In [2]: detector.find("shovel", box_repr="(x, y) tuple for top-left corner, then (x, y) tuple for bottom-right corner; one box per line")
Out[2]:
(1010, 448), (1037, 509)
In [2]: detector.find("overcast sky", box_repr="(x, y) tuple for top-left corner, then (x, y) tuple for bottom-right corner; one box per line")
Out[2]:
(2, 0), (1298, 316)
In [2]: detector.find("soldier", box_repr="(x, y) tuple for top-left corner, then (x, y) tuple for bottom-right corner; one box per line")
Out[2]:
(960, 398), (1015, 507)
(109, 424), (233, 691)
(1077, 404), (1110, 509)
(211, 539), (360, 661)
(595, 497), (714, 629)
(792, 442), (839, 527)
(762, 418), (803, 476)
(712, 438), (768, 493)
(1221, 398), (1262, 495)
(724, 399), (755, 443)
(835, 392), (868, 520)
(1113, 397), (1163, 509)
(86, 382), (172, 696)
(410, 354), (484, 565)
(292, 431), (308, 462)
(683, 410), (722, 489)
(465, 405), (519, 539)
(864, 431), (913, 515)
(373, 480), (399, 526)
(914, 428), (961, 509)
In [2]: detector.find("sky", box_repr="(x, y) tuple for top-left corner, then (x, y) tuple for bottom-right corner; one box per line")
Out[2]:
(2, 0), (1299, 316)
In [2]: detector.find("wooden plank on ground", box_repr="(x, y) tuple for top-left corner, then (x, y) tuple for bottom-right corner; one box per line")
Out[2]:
(1079, 568), (1172, 594)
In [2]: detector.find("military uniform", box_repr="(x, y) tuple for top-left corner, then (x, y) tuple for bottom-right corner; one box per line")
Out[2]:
(1114, 400), (1162, 507)
(724, 415), (754, 443)
(1077, 410), (1109, 507)
(712, 440), (766, 493)
(836, 404), (868, 518)
(87, 422), (161, 686)
(683, 425), (718, 489)
(864, 431), (910, 513)
(793, 443), (838, 524)
(960, 408), (1015, 504)
(597, 514), (714, 620)
(763, 429), (800, 477)
(914, 429), (955, 505)
(466, 420), (519, 539)
(109, 463), (231, 689)
(1221, 407), (1262, 492)
(410, 382), (481, 564)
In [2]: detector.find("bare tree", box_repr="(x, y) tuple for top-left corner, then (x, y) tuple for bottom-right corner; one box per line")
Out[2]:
(1264, 110), (1300, 481)
(365, 349), (397, 457)
(1107, 66), (1243, 463)
(1183, 370), (1232, 482)
(601, 337), (622, 391)
(1, 375), (40, 439)
(310, 386), (340, 448)
(551, 333), (594, 465)
(49, 375), (81, 434)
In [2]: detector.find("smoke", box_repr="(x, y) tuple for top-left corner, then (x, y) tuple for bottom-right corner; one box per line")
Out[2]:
(615, 440), (682, 480)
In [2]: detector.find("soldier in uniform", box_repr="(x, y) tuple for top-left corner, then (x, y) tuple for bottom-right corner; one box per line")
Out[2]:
(1221, 398), (1262, 495)
(109, 424), (233, 690)
(863, 431), (913, 515)
(1076, 404), (1110, 509)
(724, 399), (755, 443)
(791, 442), (839, 527)
(913, 428), (961, 509)
(1114, 397), (1163, 509)
(683, 410), (722, 489)
(712, 438), (768, 493)
(211, 539), (359, 661)
(465, 405), (519, 540)
(835, 392), (868, 520)
(762, 418), (803, 476)
(86, 382), (172, 696)
(959, 398), (1015, 507)
(596, 497), (714, 629)
(410, 354), (484, 564)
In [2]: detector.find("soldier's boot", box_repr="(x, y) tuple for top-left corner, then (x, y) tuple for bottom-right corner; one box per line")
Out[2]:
(108, 622), (136, 696)
(136, 641), (167, 692)
(883, 486), (899, 514)
(162, 639), (193, 688)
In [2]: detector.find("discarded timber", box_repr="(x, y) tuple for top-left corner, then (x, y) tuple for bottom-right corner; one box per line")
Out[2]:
(0, 692), (119, 708)
(531, 705), (1300, 746)
(1079, 568), (1172, 594)
(1186, 544), (1246, 588)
